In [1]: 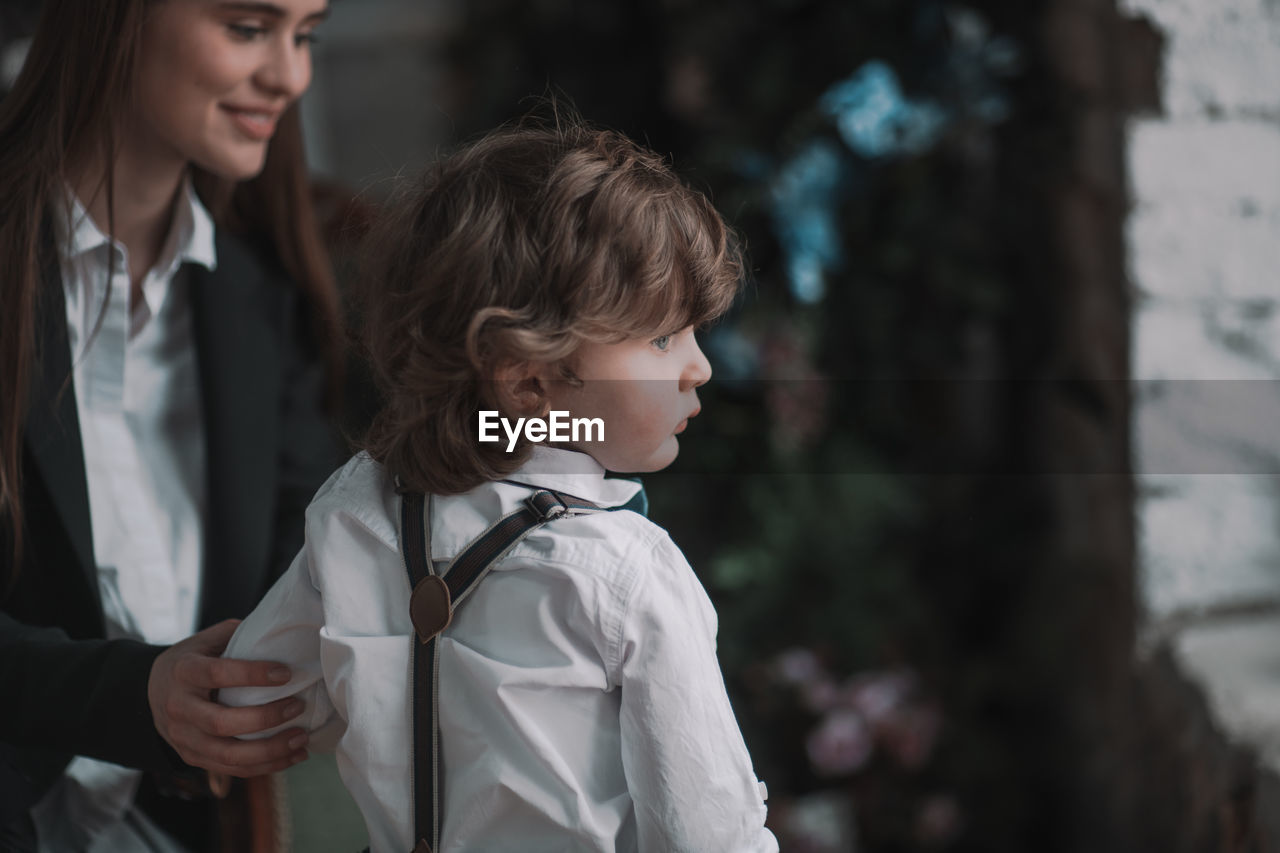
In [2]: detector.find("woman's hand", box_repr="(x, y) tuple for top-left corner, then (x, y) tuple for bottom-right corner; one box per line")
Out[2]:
(147, 619), (310, 777)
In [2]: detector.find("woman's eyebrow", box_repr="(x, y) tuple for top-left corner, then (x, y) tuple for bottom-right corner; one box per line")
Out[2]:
(216, 2), (331, 24)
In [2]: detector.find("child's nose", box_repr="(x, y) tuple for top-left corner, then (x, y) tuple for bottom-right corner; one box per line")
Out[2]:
(680, 337), (712, 391)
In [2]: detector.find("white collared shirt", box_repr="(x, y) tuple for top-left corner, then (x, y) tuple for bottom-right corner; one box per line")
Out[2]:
(59, 176), (216, 646)
(224, 447), (777, 853)
(31, 178), (217, 853)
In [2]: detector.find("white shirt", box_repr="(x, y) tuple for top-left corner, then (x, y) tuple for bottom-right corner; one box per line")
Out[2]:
(224, 447), (777, 853)
(31, 178), (217, 853)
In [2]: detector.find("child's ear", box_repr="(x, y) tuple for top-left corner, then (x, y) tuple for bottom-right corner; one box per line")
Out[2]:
(493, 360), (549, 417)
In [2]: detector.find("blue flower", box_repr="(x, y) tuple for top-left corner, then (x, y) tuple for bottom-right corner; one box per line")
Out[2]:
(819, 60), (947, 159)
(770, 140), (846, 304)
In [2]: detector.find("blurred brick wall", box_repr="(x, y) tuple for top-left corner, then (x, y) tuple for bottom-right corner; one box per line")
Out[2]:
(1123, 0), (1280, 848)
(1127, 0), (1280, 620)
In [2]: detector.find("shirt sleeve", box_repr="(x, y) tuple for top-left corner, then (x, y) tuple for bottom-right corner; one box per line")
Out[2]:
(221, 547), (342, 750)
(614, 532), (778, 853)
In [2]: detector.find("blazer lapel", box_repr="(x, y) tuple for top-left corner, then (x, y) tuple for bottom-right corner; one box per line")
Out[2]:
(25, 259), (97, 592)
(189, 235), (279, 624)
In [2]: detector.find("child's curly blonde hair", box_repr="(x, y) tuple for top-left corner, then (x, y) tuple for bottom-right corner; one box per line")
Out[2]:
(358, 114), (743, 495)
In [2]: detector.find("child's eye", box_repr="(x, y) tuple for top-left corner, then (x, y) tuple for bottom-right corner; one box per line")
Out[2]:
(227, 22), (269, 41)
(295, 30), (320, 47)
(651, 335), (672, 352)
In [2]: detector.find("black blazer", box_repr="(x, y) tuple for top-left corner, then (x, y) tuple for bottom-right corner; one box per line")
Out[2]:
(0, 231), (344, 820)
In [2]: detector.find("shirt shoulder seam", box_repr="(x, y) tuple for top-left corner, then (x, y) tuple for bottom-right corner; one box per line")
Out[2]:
(605, 522), (672, 681)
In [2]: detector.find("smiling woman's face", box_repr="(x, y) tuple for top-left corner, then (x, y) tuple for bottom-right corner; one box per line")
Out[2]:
(128, 0), (328, 180)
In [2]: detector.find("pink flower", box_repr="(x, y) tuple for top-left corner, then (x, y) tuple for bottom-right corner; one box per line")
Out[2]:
(774, 647), (824, 685)
(842, 669), (917, 724)
(806, 709), (874, 776)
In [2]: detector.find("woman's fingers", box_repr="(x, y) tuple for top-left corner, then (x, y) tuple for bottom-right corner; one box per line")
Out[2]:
(149, 621), (305, 774)
(168, 724), (309, 777)
(186, 693), (307, 738)
(174, 652), (293, 691)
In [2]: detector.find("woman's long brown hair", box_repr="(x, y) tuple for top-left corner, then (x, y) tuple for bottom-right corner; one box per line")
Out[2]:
(0, 0), (343, 582)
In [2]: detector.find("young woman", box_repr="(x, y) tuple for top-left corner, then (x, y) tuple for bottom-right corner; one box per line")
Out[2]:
(0, 0), (345, 849)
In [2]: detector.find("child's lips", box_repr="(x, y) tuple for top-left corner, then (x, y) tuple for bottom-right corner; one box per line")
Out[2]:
(674, 408), (701, 435)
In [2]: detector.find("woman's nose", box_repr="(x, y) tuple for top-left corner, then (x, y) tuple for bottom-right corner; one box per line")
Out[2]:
(256, 37), (312, 101)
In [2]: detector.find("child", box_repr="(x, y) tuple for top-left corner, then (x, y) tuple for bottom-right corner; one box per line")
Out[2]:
(222, 116), (778, 853)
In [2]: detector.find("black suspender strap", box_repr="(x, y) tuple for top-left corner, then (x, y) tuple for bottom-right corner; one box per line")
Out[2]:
(399, 489), (440, 853)
(398, 484), (617, 853)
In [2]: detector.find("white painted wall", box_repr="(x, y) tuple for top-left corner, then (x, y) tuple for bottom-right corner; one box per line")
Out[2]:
(1124, 0), (1280, 620)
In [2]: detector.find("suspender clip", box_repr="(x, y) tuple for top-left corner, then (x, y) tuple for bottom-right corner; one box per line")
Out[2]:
(527, 490), (569, 521)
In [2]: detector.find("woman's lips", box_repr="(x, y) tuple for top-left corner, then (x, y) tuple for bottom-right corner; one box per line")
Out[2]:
(223, 106), (278, 141)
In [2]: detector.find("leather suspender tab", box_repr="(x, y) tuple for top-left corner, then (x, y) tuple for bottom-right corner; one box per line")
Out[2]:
(409, 575), (452, 643)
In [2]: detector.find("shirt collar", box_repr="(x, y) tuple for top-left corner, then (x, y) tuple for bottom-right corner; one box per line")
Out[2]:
(500, 446), (643, 509)
(177, 174), (218, 273)
(56, 187), (110, 261)
(149, 173), (218, 278)
(57, 174), (218, 274)
(425, 447), (644, 561)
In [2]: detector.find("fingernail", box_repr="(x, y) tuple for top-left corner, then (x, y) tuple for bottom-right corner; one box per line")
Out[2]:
(285, 700), (304, 718)
(289, 733), (308, 750)
(269, 666), (291, 683)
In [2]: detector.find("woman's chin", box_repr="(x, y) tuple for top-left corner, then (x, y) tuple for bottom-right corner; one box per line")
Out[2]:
(197, 146), (269, 183)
